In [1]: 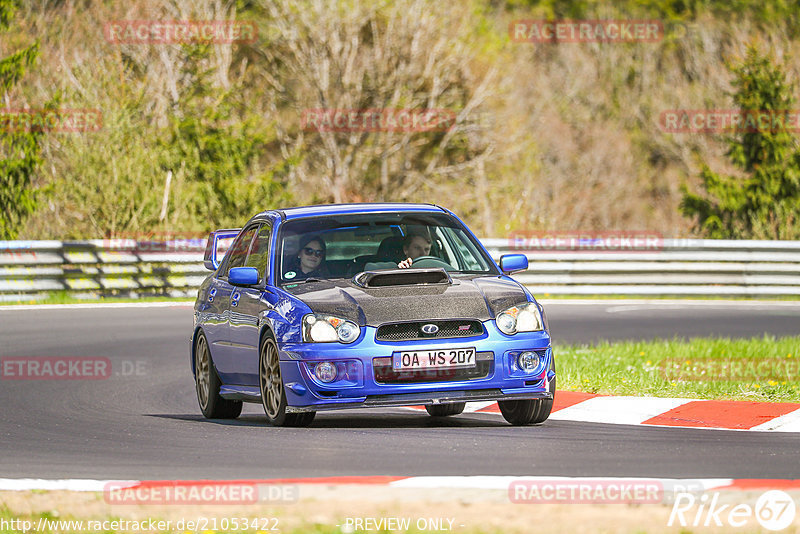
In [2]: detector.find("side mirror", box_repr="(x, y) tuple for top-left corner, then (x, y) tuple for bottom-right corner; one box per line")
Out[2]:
(229, 267), (260, 286)
(499, 254), (529, 274)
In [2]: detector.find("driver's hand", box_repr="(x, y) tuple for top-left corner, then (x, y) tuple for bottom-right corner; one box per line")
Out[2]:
(397, 257), (413, 269)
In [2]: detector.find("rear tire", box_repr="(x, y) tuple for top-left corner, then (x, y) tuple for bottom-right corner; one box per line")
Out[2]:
(425, 402), (466, 417)
(195, 332), (243, 419)
(259, 334), (316, 427)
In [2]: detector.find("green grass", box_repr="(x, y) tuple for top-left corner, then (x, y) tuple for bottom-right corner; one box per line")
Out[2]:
(556, 335), (800, 401)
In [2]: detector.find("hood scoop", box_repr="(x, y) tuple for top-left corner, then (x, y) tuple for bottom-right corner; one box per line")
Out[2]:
(353, 268), (451, 288)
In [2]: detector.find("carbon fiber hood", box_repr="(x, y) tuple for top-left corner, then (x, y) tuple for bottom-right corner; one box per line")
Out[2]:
(284, 275), (529, 326)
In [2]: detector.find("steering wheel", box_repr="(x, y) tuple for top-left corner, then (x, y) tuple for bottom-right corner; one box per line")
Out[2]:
(411, 256), (453, 270)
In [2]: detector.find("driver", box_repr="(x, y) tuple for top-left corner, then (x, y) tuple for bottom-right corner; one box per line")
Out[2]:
(397, 232), (432, 268)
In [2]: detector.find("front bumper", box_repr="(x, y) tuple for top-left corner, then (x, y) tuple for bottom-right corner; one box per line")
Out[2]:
(278, 320), (554, 410)
(285, 388), (552, 413)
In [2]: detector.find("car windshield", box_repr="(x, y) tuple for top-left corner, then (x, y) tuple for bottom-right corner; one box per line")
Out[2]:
(277, 212), (498, 283)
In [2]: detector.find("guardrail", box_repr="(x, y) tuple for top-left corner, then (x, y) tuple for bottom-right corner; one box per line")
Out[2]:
(0, 240), (209, 302)
(1, 238), (799, 301)
(483, 238), (800, 296)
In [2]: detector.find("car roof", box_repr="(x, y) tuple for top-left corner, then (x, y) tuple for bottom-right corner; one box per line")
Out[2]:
(256, 203), (448, 221)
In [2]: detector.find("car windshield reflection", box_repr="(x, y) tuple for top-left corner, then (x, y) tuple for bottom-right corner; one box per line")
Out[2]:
(277, 213), (498, 283)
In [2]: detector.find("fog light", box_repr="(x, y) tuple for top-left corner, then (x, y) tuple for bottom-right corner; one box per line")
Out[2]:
(518, 351), (540, 371)
(314, 362), (337, 383)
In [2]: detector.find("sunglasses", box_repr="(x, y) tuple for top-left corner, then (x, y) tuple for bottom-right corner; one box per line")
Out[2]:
(302, 247), (324, 257)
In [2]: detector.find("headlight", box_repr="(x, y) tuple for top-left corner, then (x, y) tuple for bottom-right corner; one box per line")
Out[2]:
(303, 314), (361, 343)
(495, 302), (544, 335)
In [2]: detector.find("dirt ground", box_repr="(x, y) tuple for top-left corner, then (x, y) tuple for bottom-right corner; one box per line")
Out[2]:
(2, 486), (799, 534)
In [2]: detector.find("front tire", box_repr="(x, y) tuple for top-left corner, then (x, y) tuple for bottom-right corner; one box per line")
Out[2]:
(425, 402), (466, 417)
(195, 332), (243, 419)
(499, 359), (556, 425)
(259, 335), (315, 427)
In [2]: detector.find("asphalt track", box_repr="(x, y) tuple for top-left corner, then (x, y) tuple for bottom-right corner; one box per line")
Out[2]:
(0, 301), (798, 480)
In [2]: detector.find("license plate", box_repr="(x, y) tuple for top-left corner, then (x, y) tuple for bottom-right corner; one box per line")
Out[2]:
(393, 347), (476, 371)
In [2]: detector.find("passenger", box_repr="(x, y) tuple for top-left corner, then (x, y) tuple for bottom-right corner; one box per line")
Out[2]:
(284, 235), (330, 280)
(397, 232), (432, 268)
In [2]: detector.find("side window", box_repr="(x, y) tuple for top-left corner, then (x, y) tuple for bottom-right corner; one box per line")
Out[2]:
(245, 223), (272, 281)
(223, 226), (258, 277)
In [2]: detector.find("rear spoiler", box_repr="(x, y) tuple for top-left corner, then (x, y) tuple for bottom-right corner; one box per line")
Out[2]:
(203, 228), (241, 271)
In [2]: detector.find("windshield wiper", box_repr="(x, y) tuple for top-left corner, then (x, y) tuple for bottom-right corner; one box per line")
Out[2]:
(283, 276), (349, 286)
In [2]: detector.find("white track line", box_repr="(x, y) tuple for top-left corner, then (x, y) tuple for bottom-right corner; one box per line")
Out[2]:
(750, 408), (800, 432)
(548, 396), (692, 425)
(0, 479), (136, 491)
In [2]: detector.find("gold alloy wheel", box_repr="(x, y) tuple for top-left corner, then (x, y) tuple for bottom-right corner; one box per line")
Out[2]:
(195, 334), (211, 410)
(260, 338), (283, 419)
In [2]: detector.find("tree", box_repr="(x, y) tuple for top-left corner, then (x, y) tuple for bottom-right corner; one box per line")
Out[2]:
(0, 0), (42, 239)
(158, 45), (292, 231)
(680, 45), (800, 239)
(259, 0), (497, 213)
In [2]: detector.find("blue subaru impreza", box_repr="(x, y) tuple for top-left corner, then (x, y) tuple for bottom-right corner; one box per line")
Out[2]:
(192, 203), (555, 426)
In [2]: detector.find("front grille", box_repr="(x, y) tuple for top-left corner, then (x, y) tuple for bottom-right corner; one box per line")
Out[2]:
(376, 320), (484, 342)
(373, 351), (494, 384)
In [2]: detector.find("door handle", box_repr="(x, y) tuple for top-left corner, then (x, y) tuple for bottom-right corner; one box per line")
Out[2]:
(208, 288), (217, 302)
(231, 292), (241, 307)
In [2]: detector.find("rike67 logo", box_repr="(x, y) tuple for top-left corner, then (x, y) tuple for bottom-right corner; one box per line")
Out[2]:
(669, 490), (796, 531)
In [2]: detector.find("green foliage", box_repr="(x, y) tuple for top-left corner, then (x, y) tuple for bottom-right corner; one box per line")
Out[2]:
(0, 0), (14, 27)
(34, 31), (290, 238)
(680, 46), (800, 239)
(0, 42), (39, 93)
(0, 0), (42, 239)
(158, 50), (291, 231)
(162, 101), (292, 230)
(48, 103), (172, 238)
(8, 0), (800, 239)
